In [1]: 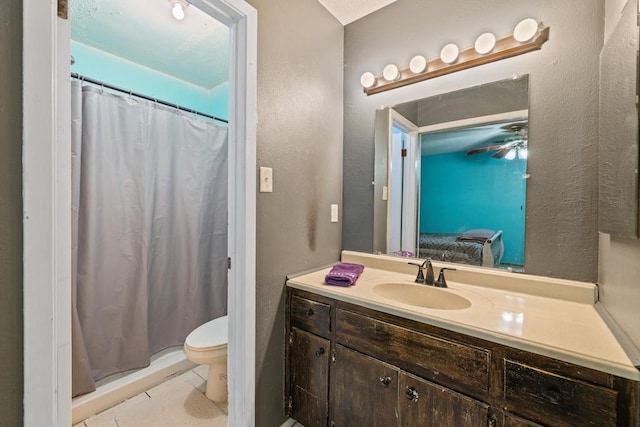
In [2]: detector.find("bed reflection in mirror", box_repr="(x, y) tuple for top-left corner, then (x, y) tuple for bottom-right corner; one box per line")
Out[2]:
(378, 76), (529, 272)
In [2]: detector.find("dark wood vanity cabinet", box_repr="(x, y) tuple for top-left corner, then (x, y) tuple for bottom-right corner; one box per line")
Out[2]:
(285, 287), (640, 427)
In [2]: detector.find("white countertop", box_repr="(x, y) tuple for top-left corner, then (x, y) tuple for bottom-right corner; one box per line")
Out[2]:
(287, 251), (640, 381)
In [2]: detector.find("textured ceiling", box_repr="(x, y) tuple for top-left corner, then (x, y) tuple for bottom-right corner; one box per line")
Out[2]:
(70, 0), (394, 89)
(70, 0), (229, 89)
(318, 0), (397, 25)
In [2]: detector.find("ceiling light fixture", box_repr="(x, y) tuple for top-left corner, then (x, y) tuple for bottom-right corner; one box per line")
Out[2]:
(170, 0), (189, 20)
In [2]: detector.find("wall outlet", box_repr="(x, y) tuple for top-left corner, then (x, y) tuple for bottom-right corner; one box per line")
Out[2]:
(259, 167), (273, 193)
(331, 204), (339, 223)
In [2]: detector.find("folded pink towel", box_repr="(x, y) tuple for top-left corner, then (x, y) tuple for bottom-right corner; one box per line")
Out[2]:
(325, 263), (365, 287)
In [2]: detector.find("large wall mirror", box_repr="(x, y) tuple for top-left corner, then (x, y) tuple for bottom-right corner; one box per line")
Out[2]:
(342, 0), (638, 282)
(343, 1), (639, 283)
(375, 76), (529, 272)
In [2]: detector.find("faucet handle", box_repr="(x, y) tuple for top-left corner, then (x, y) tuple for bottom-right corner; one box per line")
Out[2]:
(408, 261), (426, 283)
(435, 267), (456, 288)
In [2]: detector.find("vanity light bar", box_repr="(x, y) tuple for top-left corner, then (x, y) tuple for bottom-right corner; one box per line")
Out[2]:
(362, 21), (549, 96)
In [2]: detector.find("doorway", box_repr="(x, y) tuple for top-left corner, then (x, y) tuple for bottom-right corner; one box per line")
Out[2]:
(22, 0), (256, 425)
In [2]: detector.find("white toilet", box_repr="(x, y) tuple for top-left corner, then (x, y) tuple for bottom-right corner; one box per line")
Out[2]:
(183, 315), (228, 402)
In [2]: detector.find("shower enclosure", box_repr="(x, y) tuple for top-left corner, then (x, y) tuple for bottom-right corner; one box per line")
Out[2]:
(70, 80), (229, 398)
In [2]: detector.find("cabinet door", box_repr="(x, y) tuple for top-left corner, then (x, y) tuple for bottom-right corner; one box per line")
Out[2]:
(331, 344), (398, 427)
(290, 327), (330, 427)
(399, 371), (489, 427)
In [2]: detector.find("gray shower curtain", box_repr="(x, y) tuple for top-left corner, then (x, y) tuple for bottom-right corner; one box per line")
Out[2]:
(71, 80), (228, 396)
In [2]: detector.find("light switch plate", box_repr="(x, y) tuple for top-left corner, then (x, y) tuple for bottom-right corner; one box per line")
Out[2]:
(331, 204), (339, 223)
(259, 167), (273, 193)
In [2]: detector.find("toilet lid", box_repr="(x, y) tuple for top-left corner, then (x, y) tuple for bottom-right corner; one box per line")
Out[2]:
(185, 315), (228, 351)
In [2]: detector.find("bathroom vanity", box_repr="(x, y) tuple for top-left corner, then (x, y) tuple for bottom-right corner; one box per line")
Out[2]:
(285, 252), (640, 427)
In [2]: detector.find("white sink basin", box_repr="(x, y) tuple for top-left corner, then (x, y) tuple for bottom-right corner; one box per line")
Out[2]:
(373, 282), (472, 310)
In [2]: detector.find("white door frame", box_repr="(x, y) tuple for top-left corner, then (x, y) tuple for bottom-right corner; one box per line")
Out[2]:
(386, 109), (419, 254)
(22, 1), (257, 425)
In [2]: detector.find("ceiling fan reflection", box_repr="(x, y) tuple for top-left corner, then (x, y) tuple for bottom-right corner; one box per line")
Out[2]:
(466, 122), (528, 159)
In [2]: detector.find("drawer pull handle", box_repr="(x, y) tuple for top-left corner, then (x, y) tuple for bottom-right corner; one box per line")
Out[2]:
(315, 347), (325, 357)
(405, 387), (419, 402)
(306, 308), (314, 316)
(379, 376), (391, 387)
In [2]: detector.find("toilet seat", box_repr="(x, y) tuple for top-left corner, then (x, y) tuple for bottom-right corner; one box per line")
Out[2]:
(184, 315), (228, 352)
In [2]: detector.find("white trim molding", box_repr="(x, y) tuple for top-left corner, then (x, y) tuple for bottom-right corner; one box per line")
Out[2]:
(23, 1), (71, 424)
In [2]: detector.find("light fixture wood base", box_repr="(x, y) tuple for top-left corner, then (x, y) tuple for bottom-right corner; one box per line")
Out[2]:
(364, 24), (549, 96)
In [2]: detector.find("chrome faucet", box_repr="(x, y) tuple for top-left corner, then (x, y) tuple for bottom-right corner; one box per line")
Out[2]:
(408, 258), (435, 285)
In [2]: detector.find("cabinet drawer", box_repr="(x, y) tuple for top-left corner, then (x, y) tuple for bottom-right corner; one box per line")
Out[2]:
(290, 295), (331, 337)
(335, 309), (490, 396)
(503, 360), (618, 426)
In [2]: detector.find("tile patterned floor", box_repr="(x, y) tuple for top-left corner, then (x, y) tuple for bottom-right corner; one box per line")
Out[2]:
(73, 365), (228, 427)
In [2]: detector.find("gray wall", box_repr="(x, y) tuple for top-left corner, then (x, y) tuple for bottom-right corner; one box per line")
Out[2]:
(343, 0), (603, 282)
(599, 0), (638, 237)
(0, 0), (24, 424)
(246, 1), (344, 425)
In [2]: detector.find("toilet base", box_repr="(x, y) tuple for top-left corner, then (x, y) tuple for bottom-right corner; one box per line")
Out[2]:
(205, 360), (228, 402)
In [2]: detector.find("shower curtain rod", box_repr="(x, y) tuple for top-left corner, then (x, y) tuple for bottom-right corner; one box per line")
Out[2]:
(71, 72), (229, 124)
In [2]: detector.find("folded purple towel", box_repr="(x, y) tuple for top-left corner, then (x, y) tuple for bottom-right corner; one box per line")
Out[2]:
(325, 263), (365, 287)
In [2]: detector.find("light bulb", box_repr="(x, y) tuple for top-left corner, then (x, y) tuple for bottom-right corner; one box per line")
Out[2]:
(382, 64), (400, 81)
(409, 55), (427, 74)
(360, 72), (376, 89)
(440, 44), (459, 64)
(474, 33), (496, 54)
(172, 3), (185, 20)
(514, 18), (538, 42)
(518, 148), (528, 159)
(505, 149), (517, 160)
